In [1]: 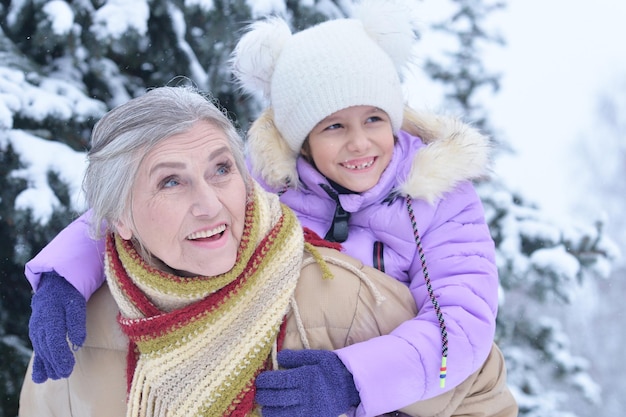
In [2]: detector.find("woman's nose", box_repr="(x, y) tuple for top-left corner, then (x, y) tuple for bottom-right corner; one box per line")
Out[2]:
(190, 182), (222, 217)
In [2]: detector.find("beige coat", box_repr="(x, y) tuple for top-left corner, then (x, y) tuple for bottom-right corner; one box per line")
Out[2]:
(19, 247), (516, 417)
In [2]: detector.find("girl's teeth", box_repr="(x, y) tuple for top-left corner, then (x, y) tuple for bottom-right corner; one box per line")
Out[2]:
(344, 160), (374, 170)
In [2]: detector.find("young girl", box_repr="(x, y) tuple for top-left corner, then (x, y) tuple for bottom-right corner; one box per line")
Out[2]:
(229, 1), (515, 414)
(25, 1), (516, 416)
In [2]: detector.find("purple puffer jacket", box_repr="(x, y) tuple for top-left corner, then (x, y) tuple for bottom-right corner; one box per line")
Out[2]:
(248, 108), (498, 416)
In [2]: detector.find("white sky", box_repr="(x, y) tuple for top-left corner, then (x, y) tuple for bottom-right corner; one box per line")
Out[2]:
(407, 0), (626, 223)
(484, 0), (626, 219)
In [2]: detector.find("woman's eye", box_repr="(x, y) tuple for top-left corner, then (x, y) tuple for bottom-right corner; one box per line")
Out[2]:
(216, 161), (233, 176)
(160, 177), (180, 189)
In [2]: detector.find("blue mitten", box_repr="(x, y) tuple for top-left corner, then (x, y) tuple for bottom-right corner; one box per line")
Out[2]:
(28, 271), (87, 383)
(255, 349), (360, 417)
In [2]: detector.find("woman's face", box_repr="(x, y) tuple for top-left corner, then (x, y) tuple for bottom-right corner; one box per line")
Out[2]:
(116, 121), (247, 277)
(305, 105), (395, 193)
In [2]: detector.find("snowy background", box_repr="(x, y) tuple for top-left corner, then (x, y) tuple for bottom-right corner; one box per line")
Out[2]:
(487, 0), (626, 220)
(470, 1), (626, 414)
(419, 0), (626, 221)
(403, 1), (626, 410)
(1, 0), (625, 416)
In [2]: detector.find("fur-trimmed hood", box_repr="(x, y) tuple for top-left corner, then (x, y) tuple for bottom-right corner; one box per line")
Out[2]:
(247, 106), (492, 203)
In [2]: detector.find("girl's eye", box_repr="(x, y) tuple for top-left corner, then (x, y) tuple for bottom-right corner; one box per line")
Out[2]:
(367, 116), (383, 123)
(324, 123), (342, 131)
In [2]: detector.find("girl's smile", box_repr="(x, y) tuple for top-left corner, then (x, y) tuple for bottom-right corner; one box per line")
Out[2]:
(340, 156), (377, 170)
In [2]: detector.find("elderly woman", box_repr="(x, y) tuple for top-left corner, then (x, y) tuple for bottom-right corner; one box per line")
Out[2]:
(19, 86), (418, 417)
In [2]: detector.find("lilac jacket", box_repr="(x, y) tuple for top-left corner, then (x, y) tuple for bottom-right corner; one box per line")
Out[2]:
(25, 109), (499, 417)
(248, 108), (498, 416)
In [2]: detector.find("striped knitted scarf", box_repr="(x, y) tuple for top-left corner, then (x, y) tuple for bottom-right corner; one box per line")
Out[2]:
(104, 185), (304, 417)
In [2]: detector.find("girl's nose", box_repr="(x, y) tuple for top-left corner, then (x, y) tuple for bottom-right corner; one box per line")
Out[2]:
(346, 127), (370, 152)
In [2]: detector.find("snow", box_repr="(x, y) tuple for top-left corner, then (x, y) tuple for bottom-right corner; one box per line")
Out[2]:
(91, 0), (150, 40)
(1, 335), (33, 358)
(168, 4), (209, 88)
(1, 69), (102, 224)
(243, 0), (344, 19)
(479, 185), (589, 284)
(185, 0), (215, 12)
(43, 1), (75, 36)
(5, 0), (28, 27)
(6, 130), (87, 222)
(530, 245), (579, 280)
(0, 68), (26, 129)
(245, 0), (287, 18)
(0, 67), (105, 125)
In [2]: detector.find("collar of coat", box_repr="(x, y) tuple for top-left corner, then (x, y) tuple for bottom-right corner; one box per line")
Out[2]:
(247, 106), (491, 204)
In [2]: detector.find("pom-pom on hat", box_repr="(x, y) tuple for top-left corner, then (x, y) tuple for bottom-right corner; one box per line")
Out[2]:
(231, 0), (417, 154)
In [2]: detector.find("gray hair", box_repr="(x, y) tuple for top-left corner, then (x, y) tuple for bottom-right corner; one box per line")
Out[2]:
(83, 86), (249, 238)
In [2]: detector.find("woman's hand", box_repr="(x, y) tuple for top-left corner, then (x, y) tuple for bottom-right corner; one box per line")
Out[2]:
(255, 349), (360, 417)
(28, 271), (86, 383)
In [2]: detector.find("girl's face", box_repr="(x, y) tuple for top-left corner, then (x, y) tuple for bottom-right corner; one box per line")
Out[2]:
(305, 105), (395, 193)
(116, 121), (247, 277)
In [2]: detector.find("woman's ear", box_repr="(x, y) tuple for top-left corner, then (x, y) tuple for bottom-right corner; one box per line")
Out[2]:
(114, 219), (133, 240)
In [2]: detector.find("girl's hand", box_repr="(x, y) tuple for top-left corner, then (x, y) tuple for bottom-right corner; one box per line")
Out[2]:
(28, 271), (86, 383)
(255, 349), (360, 417)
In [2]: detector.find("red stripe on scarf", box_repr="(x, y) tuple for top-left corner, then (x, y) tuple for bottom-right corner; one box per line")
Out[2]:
(107, 234), (161, 317)
(303, 227), (342, 251)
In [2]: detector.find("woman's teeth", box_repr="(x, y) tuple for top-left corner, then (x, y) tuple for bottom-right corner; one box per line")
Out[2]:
(187, 224), (226, 240)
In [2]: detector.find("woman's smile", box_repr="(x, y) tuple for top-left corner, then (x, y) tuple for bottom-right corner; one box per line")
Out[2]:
(186, 224), (227, 241)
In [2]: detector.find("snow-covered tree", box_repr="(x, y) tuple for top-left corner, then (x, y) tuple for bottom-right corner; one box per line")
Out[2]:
(0, 1), (618, 416)
(561, 76), (626, 416)
(421, 0), (505, 131)
(574, 77), (626, 239)
(482, 182), (618, 416)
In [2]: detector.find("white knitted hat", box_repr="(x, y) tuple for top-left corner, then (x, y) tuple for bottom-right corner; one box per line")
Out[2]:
(231, 0), (416, 154)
